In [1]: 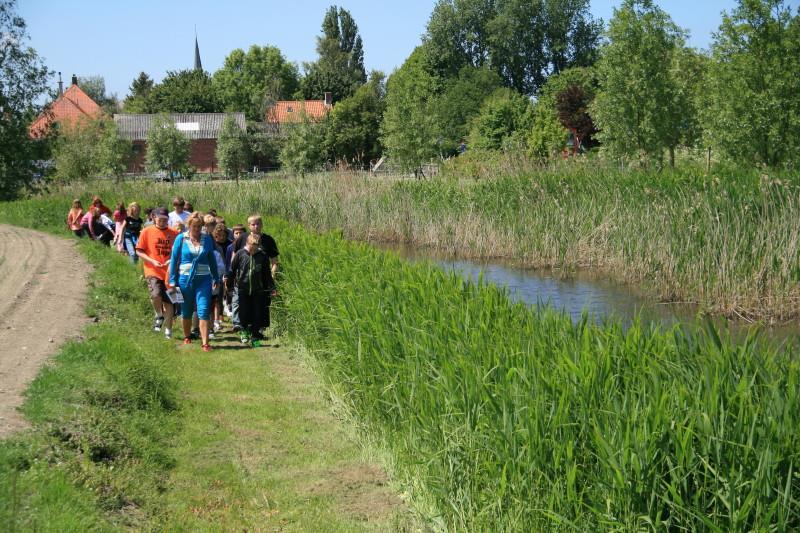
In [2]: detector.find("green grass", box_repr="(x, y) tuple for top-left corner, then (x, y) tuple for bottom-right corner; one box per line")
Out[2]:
(0, 202), (414, 531)
(49, 158), (800, 321)
(4, 188), (799, 530)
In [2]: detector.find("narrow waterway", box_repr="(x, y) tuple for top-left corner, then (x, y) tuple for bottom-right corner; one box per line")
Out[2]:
(377, 243), (800, 347)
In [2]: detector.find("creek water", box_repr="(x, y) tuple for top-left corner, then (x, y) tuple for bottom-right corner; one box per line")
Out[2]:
(375, 242), (799, 348)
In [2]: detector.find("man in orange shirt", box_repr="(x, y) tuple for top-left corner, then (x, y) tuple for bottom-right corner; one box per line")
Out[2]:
(136, 207), (179, 338)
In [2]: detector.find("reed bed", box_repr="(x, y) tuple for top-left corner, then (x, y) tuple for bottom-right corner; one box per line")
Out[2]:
(7, 192), (799, 529)
(270, 220), (799, 530)
(63, 162), (800, 322)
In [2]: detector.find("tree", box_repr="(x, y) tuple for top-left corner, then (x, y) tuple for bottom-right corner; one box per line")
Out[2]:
(424, 0), (601, 95)
(380, 47), (441, 171)
(324, 72), (386, 167)
(302, 5), (367, 101)
(592, 0), (687, 165)
(432, 66), (502, 155)
(279, 112), (326, 175)
(78, 75), (118, 112)
(123, 72), (154, 113)
(213, 45), (300, 121)
(555, 85), (595, 154)
(703, 0), (800, 168)
(528, 66), (597, 158)
(52, 118), (131, 182)
(215, 115), (249, 181)
(145, 115), (191, 176)
(468, 88), (533, 150)
(0, 0), (51, 199)
(147, 69), (221, 113)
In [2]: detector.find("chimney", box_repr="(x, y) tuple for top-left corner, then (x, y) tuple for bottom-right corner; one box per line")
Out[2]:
(57, 72), (63, 96)
(324, 91), (332, 107)
(71, 74), (78, 86)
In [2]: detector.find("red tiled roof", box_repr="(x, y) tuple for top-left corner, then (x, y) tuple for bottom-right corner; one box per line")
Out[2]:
(29, 83), (103, 137)
(265, 100), (330, 124)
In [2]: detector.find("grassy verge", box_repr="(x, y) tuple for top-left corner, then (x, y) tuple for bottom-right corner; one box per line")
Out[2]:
(0, 239), (179, 531)
(52, 159), (800, 321)
(0, 202), (414, 531)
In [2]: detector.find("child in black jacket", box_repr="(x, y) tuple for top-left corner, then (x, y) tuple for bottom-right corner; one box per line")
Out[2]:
(228, 234), (273, 345)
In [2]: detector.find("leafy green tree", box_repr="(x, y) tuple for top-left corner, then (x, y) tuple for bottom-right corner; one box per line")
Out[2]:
(380, 47), (441, 171)
(324, 72), (385, 166)
(0, 0), (52, 199)
(148, 69), (221, 113)
(555, 85), (595, 154)
(247, 124), (283, 170)
(213, 45), (300, 120)
(78, 75), (118, 112)
(468, 87), (533, 150)
(592, 0), (687, 165)
(302, 5), (367, 101)
(528, 66), (597, 158)
(433, 66), (502, 154)
(123, 72), (154, 113)
(279, 112), (326, 175)
(703, 0), (800, 167)
(145, 115), (191, 176)
(215, 115), (249, 181)
(424, 0), (601, 95)
(53, 118), (131, 182)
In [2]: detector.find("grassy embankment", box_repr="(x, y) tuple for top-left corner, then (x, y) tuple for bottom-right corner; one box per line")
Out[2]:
(66, 160), (800, 322)
(9, 189), (800, 530)
(0, 200), (412, 531)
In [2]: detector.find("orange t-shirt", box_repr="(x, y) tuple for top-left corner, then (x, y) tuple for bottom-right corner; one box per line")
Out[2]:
(136, 225), (178, 280)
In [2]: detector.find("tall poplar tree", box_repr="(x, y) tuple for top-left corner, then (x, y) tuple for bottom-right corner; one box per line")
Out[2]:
(302, 5), (367, 101)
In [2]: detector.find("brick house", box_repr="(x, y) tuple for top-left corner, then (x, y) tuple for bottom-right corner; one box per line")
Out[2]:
(113, 113), (246, 173)
(29, 74), (102, 138)
(264, 92), (332, 134)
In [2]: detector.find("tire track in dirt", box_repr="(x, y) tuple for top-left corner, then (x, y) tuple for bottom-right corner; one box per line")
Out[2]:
(0, 224), (88, 437)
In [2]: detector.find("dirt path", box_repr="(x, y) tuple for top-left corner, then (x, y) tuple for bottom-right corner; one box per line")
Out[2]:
(0, 224), (88, 437)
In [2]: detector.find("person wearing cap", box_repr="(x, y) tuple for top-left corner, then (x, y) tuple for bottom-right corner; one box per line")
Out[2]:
(136, 207), (179, 338)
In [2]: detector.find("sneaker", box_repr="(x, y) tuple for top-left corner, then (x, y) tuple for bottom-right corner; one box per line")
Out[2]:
(190, 328), (200, 340)
(153, 315), (164, 332)
(239, 330), (251, 344)
(223, 304), (232, 317)
(213, 321), (222, 333)
(251, 339), (261, 348)
(183, 337), (192, 345)
(164, 328), (172, 339)
(232, 325), (242, 333)
(209, 331), (215, 339)
(202, 344), (212, 352)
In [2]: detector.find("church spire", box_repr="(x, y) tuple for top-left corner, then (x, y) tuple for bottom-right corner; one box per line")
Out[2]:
(194, 29), (202, 71)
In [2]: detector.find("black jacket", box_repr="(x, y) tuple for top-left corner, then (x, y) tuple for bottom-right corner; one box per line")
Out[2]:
(228, 248), (273, 295)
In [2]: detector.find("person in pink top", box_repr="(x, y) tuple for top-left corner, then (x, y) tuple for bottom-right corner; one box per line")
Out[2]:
(81, 206), (114, 245)
(113, 201), (127, 253)
(66, 199), (85, 237)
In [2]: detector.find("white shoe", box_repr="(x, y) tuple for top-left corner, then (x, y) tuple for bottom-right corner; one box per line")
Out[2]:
(213, 321), (222, 332)
(164, 328), (172, 339)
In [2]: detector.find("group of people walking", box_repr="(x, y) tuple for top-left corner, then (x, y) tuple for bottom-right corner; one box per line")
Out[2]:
(66, 195), (279, 351)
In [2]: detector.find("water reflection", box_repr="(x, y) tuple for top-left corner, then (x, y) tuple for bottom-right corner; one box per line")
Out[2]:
(375, 242), (799, 348)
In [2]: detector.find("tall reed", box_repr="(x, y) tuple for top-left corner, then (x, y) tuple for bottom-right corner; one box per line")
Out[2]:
(268, 219), (799, 530)
(60, 162), (800, 322)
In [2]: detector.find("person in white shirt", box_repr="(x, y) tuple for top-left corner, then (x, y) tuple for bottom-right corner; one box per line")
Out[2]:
(168, 196), (190, 229)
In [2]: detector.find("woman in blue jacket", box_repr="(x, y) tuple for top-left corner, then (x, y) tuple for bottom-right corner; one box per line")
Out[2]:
(169, 213), (219, 352)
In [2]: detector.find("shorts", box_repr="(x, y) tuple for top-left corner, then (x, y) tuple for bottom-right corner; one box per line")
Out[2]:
(178, 275), (213, 320)
(146, 276), (170, 301)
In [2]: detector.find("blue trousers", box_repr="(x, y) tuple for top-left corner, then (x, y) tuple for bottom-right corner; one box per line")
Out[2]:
(178, 275), (213, 320)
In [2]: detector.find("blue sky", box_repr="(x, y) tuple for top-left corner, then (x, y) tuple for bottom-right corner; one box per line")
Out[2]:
(18, 0), (800, 100)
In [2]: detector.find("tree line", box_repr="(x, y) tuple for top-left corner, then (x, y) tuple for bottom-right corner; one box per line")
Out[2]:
(1, 0), (799, 198)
